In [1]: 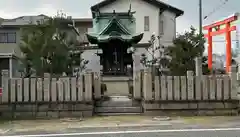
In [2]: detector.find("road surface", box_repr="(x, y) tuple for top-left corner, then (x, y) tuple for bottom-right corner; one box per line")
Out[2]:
(2, 126), (240, 137)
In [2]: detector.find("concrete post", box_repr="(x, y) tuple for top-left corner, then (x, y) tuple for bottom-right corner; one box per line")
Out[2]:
(237, 64), (240, 80)
(84, 72), (92, 102)
(187, 71), (194, 100)
(230, 65), (238, 99)
(9, 58), (12, 78)
(195, 57), (202, 77)
(93, 72), (101, 100)
(1, 70), (9, 103)
(133, 71), (141, 99)
(143, 68), (152, 101)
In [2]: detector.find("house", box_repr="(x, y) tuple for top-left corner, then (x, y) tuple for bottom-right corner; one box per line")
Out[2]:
(0, 15), (92, 79)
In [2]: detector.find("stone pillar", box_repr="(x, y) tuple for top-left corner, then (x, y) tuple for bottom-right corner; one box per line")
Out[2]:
(132, 54), (141, 72)
(237, 64), (240, 80)
(195, 57), (202, 77)
(133, 71), (141, 99)
(143, 68), (152, 101)
(187, 71), (194, 100)
(237, 64), (240, 99)
(93, 72), (101, 100)
(84, 72), (92, 102)
(229, 65), (238, 99)
(1, 70), (9, 102)
(9, 58), (12, 78)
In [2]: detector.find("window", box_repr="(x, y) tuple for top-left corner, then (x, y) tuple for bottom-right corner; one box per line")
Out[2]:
(0, 32), (16, 43)
(144, 16), (150, 31)
(159, 20), (164, 35)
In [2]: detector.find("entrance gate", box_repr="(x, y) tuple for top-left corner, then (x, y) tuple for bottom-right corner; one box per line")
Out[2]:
(203, 13), (238, 72)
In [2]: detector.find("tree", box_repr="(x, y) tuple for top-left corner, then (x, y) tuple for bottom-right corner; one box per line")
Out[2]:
(140, 26), (210, 76)
(165, 27), (211, 75)
(19, 12), (88, 77)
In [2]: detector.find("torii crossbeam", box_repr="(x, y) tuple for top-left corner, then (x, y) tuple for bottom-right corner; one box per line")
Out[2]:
(203, 13), (238, 73)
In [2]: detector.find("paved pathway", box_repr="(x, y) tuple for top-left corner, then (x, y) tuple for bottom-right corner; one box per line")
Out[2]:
(0, 116), (240, 136)
(2, 127), (240, 137)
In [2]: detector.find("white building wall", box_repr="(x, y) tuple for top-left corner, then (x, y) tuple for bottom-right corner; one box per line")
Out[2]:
(160, 11), (176, 48)
(98, 0), (177, 58)
(99, 0), (160, 44)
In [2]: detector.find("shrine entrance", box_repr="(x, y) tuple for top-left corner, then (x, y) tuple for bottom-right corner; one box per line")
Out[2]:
(99, 40), (133, 76)
(86, 10), (143, 76)
(203, 13), (238, 73)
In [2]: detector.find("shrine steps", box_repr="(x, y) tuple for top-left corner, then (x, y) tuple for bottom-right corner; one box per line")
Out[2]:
(94, 96), (143, 116)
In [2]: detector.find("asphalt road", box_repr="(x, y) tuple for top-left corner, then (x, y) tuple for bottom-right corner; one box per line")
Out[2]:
(3, 127), (240, 137)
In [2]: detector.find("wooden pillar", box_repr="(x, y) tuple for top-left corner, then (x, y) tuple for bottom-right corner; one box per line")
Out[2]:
(226, 22), (232, 73)
(207, 28), (213, 70)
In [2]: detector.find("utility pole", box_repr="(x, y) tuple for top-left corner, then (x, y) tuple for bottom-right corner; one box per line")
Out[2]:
(196, 0), (203, 76)
(199, 0), (203, 35)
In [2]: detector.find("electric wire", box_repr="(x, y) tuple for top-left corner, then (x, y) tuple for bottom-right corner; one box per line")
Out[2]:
(203, 0), (229, 20)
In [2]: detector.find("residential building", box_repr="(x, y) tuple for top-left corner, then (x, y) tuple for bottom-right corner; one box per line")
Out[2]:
(0, 15), (92, 78)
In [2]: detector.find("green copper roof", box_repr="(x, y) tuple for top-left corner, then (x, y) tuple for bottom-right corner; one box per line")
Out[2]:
(86, 33), (143, 44)
(86, 10), (143, 44)
(100, 18), (130, 35)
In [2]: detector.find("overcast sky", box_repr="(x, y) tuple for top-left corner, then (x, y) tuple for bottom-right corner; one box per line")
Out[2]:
(0, 0), (239, 54)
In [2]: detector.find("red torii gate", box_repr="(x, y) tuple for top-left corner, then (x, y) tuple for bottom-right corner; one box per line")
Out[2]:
(203, 13), (238, 73)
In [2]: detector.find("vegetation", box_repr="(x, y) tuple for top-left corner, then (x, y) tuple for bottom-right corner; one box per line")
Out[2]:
(19, 12), (88, 77)
(141, 26), (210, 75)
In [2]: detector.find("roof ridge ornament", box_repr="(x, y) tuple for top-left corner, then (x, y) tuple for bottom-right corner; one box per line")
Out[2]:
(128, 0), (132, 15)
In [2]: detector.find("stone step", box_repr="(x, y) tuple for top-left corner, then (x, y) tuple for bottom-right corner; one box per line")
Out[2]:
(95, 96), (141, 107)
(95, 106), (142, 113)
(95, 100), (141, 107)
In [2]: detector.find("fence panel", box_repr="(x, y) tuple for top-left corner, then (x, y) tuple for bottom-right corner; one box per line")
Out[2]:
(37, 78), (43, 102)
(10, 79), (16, 103)
(223, 75), (231, 100)
(94, 72), (102, 99)
(60, 78), (70, 101)
(143, 71), (152, 101)
(202, 75), (209, 100)
(77, 76), (84, 101)
(187, 74), (194, 100)
(216, 76), (223, 100)
(51, 78), (57, 102)
(167, 76), (173, 100)
(195, 76), (202, 100)
(58, 79), (64, 102)
(209, 76), (216, 100)
(180, 76), (187, 100)
(174, 76), (180, 100)
(71, 77), (77, 101)
(154, 76), (160, 101)
(84, 73), (93, 102)
(43, 78), (50, 102)
(23, 78), (29, 102)
(1, 76), (9, 103)
(16, 78), (23, 102)
(160, 76), (167, 100)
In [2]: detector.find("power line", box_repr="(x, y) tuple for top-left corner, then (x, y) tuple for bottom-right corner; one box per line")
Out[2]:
(203, 0), (229, 20)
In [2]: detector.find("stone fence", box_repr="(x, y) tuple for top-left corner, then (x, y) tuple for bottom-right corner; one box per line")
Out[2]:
(136, 69), (240, 116)
(0, 70), (101, 119)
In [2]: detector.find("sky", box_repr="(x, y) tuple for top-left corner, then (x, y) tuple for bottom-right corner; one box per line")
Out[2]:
(0, 0), (239, 54)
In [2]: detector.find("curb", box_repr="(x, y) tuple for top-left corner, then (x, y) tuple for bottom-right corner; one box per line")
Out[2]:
(70, 122), (173, 129)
